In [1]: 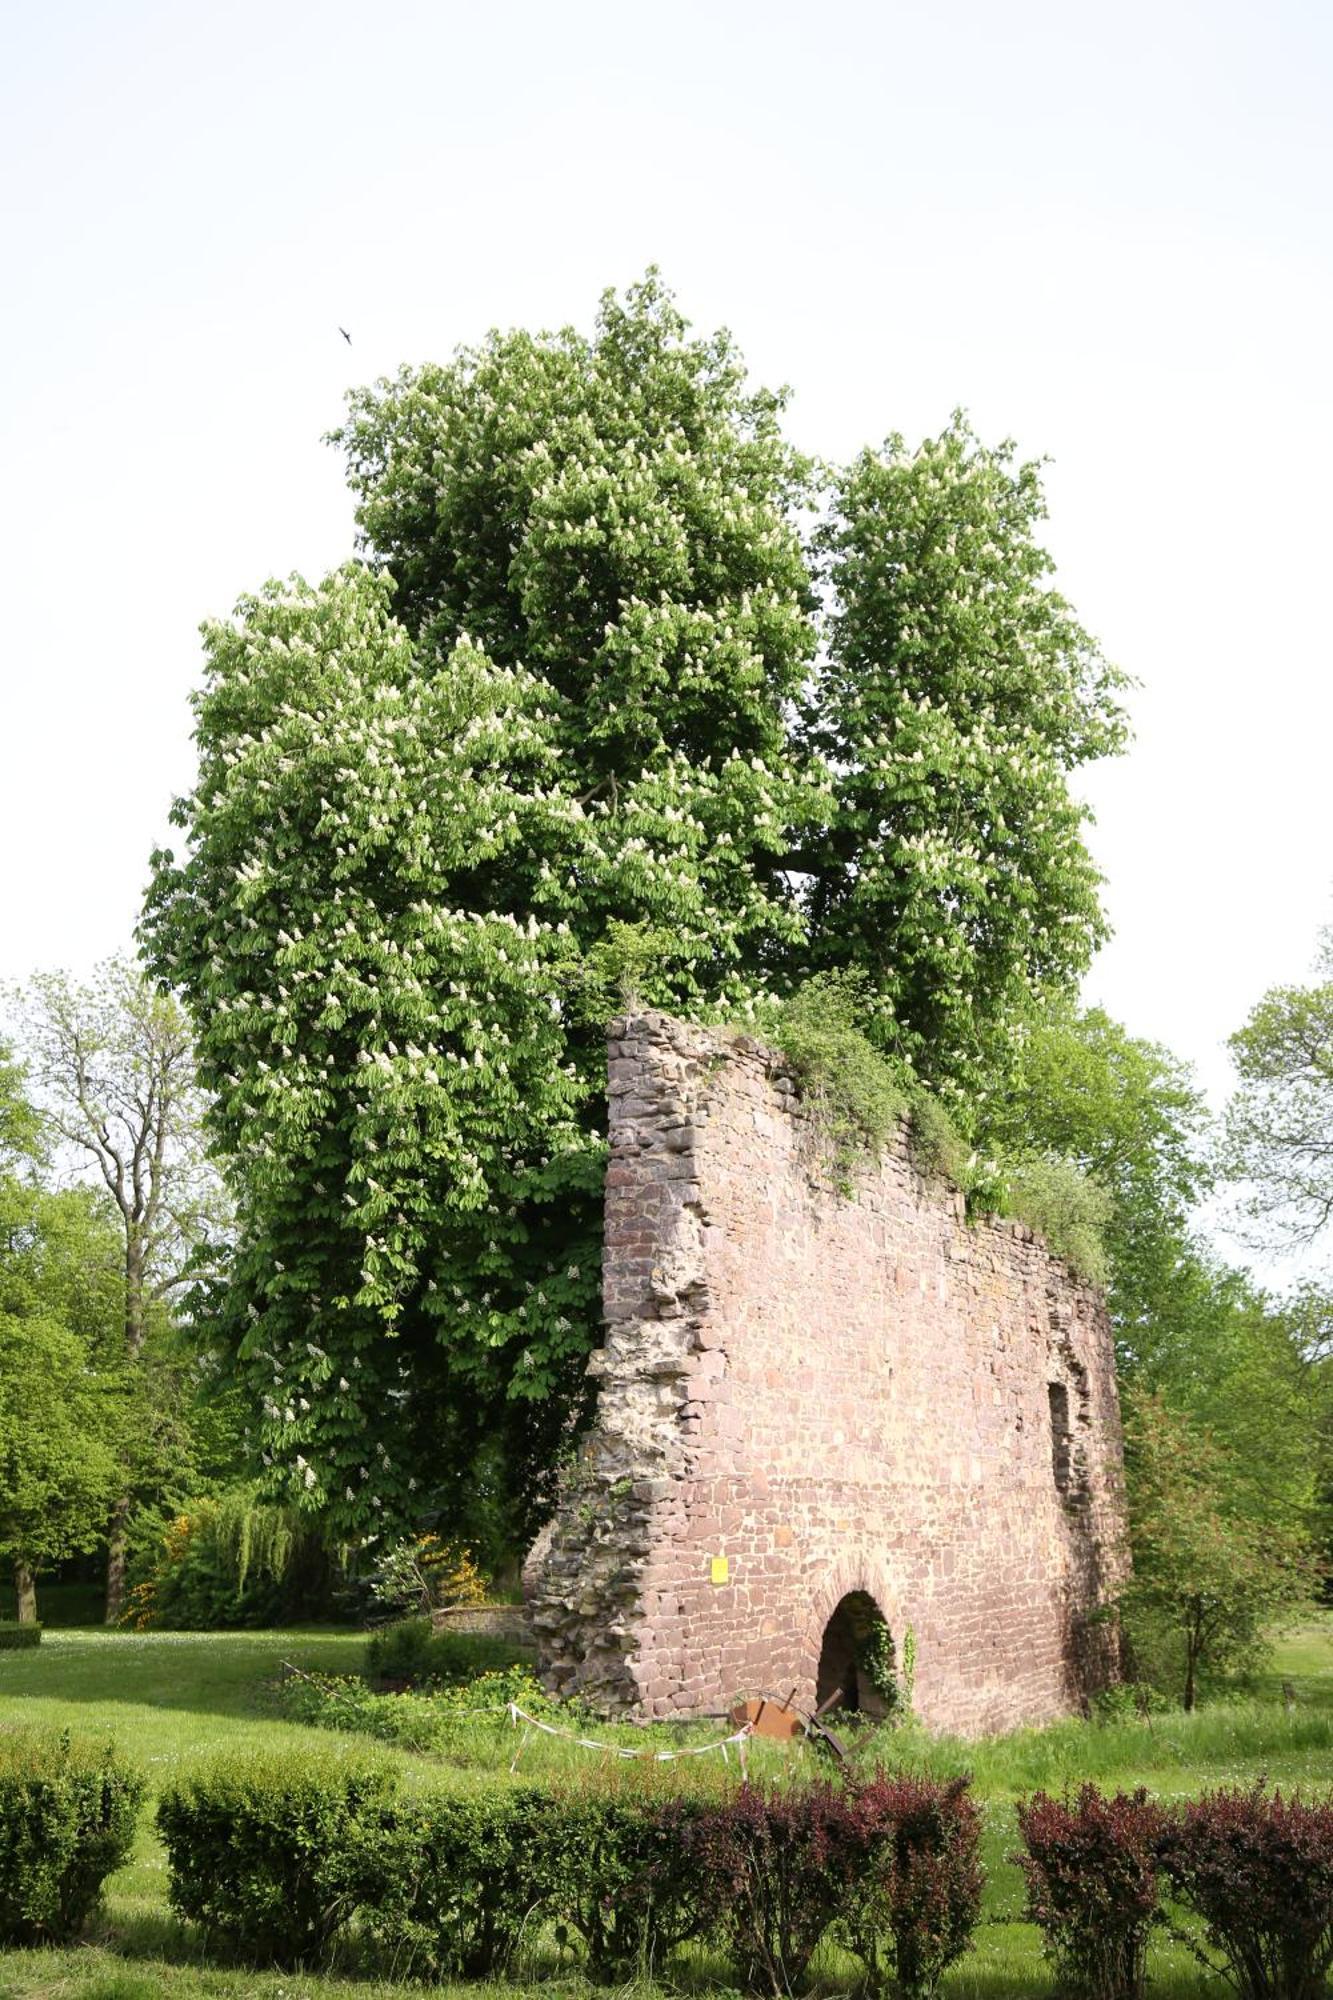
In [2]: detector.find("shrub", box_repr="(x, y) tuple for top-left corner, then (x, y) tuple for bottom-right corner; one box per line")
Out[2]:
(1090, 1680), (1172, 1724)
(1158, 1784), (1333, 2000)
(684, 1782), (865, 1994)
(0, 1622), (41, 1650)
(157, 1748), (394, 1966)
(346, 1787), (549, 1978)
(1014, 1785), (1166, 2000)
(537, 1779), (712, 1981)
(837, 1774), (983, 1997)
(366, 1534), (489, 1618)
(364, 1614), (531, 1686)
(1000, 1151), (1112, 1285)
(0, 1727), (144, 1944)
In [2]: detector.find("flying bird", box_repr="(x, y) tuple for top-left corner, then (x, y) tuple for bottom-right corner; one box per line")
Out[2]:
(339, 326), (352, 345)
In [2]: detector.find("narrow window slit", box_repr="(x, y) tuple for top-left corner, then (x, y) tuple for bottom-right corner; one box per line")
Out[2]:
(1048, 1381), (1073, 1494)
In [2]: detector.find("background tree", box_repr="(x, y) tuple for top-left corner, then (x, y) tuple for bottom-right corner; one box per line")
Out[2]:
(1218, 916), (1333, 1591)
(1281, 1281), (1333, 1577)
(143, 278), (1129, 1539)
(1226, 921), (1333, 1253)
(6, 960), (222, 1619)
(0, 1311), (124, 1622)
(0, 1044), (125, 1620)
(0, 1042), (42, 1173)
(1120, 1388), (1318, 1708)
(997, 1004), (1326, 1670)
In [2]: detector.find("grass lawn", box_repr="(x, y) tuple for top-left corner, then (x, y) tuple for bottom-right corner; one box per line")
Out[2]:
(1, 1618), (1332, 1998)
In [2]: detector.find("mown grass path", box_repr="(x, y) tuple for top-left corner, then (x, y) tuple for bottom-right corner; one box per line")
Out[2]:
(1, 1620), (1331, 1998)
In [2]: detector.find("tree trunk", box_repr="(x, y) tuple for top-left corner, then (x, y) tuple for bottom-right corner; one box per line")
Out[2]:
(1183, 1618), (1199, 1713)
(14, 1559), (37, 1624)
(124, 1235), (146, 1362)
(105, 1235), (146, 1624)
(105, 1497), (130, 1626)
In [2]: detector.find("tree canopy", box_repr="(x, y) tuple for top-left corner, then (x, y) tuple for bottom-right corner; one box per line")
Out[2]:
(144, 275), (1130, 1534)
(808, 427), (1128, 1105)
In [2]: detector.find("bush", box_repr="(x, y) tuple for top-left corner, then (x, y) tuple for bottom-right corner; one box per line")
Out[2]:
(366, 1534), (489, 1618)
(1090, 1681), (1172, 1724)
(683, 1782), (866, 1994)
(1158, 1784), (1333, 2000)
(1015, 1785), (1167, 2000)
(0, 1728), (144, 1944)
(0, 1622), (41, 1650)
(537, 1779), (712, 1981)
(364, 1614), (531, 1686)
(279, 1664), (546, 1754)
(837, 1774), (983, 1997)
(157, 1749), (394, 1966)
(347, 1787), (549, 1978)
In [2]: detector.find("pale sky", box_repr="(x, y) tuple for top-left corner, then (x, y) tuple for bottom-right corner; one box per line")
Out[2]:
(2, 0), (1330, 1149)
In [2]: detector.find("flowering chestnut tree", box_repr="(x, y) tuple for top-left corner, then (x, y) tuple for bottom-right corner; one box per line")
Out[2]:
(145, 278), (1126, 1532)
(145, 279), (822, 1531)
(807, 417), (1128, 1109)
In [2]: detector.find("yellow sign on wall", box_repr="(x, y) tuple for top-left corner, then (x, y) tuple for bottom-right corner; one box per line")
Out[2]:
(710, 1555), (729, 1586)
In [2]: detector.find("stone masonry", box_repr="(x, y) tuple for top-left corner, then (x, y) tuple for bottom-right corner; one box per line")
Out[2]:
(524, 1013), (1129, 1734)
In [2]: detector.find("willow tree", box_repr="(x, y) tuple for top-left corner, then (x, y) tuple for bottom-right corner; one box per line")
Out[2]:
(145, 279), (1126, 1535)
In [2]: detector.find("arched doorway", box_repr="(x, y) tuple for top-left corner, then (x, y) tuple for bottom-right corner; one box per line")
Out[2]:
(816, 1590), (894, 1719)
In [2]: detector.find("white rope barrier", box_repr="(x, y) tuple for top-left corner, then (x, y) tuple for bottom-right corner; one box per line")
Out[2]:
(506, 1702), (752, 1773)
(281, 1663), (756, 1772)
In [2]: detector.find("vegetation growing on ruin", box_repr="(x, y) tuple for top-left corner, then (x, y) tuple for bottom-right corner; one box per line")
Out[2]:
(767, 973), (1114, 1284)
(1000, 1153), (1114, 1286)
(766, 974), (911, 1182)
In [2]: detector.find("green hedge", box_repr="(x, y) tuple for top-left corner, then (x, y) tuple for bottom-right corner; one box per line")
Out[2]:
(0, 1622), (42, 1650)
(0, 1728), (144, 1944)
(535, 1783), (713, 1982)
(157, 1748), (394, 1967)
(348, 1788), (551, 1978)
(10, 1728), (1329, 1995)
(156, 1753), (986, 1987)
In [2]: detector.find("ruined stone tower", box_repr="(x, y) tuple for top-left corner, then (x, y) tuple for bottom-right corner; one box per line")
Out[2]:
(524, 1014), (1128, 1734)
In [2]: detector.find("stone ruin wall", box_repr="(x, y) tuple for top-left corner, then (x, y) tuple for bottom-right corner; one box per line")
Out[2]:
(524, 1013), (1129, 1734)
